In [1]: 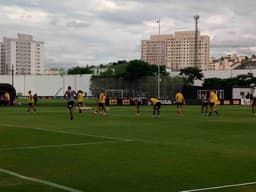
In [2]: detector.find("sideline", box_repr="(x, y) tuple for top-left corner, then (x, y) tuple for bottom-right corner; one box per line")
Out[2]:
(0, 140), (129, 151)
(179, 181), (256, 192)
(1, 124), (133, 142)
(0, 168), (84, 192)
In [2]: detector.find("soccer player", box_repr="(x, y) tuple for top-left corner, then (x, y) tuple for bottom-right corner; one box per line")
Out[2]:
(4, 91), (10, 106)
(251, 87), (256, 116)
(132, 96), (142, 116)
(94, 90), (106, 115)
(208, 89), (219, 116)
(149, 97), (161, 117)
(77, 90), (84, 113)
(33, 93), (38, 106)
(27, 90), (36, 112)
(175, 90), (185, 115)
(200, 93), (208, 115)
(64, 86), (77, 120)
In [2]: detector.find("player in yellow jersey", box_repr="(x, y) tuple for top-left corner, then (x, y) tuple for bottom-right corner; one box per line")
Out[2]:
(77, 90), (84, 113)
(27, 90), (36, 112)
(149, 97), (161, 117)
(4, 91), (10, 106)
(175, 90), (185, 115)
(208, 89), (219, 116)
(94, 90), (106, 115)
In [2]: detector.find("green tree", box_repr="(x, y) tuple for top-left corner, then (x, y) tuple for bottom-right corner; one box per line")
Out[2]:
(203, 78), (224, 87)
(92, 60), (169, 80)
(124, 60), (153, 80)
(203, 73), (256, 87)
(67, 66), (93, 75)
(112, 60), (128, 66)
(123, 60), (168, 80)
(179, 67), (204, 85)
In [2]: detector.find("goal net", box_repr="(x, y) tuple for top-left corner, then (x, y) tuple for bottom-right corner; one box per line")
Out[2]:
(105, 89), (124, 98)
(197, 89), (224, 100)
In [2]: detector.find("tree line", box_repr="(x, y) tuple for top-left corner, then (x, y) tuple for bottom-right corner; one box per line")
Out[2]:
(66, 60), (256, 88)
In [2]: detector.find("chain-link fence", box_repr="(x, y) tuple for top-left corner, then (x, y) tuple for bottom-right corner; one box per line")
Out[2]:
(90, 76), (185, 99)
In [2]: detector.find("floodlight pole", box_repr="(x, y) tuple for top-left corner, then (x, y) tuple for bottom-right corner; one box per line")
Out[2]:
(157, 19), (161, 99)
(194, 15), (200, 68)
(8, 65), (14, 86)
(11, 64), (14, 86)
(22, 68), (26, 96)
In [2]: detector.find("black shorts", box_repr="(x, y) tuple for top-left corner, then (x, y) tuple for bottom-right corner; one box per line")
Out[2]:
(28, 102), (33, 107)
(209, 102), (215, 107)
(98, 103), (105, 108)
(252, 98), (256, 106)
(202, 102), (208, 107)
(176, 102), (183, 108)
(67, 101), (74, 109)
(77, 102), (83, 107)
(136, 102), (141, 108)
(154, 102), (161, 109)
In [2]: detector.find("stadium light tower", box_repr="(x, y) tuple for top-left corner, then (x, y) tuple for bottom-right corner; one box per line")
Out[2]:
(194, 15), (200, 68)
(156, 19), (161, 98)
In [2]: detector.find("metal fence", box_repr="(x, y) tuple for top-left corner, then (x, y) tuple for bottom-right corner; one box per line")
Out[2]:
(90, 76), (185, 99)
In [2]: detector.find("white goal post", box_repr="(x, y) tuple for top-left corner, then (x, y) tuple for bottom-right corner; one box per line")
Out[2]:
(197, 89), (224, 100)
(105, 89), (124, 98)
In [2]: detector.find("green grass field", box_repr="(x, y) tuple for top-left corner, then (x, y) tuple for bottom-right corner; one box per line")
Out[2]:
(0, 101), (256, 192)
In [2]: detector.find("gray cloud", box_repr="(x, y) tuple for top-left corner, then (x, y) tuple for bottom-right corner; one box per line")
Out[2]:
(0, 0), (256, 68)
(66, 21), (90, 28)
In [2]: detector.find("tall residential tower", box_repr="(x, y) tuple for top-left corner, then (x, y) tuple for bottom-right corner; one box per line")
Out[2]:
(0, 33), (44, 75)
(141, 31), (210, 71)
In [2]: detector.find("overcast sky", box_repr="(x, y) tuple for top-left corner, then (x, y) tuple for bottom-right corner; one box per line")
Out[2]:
(1, 0), (256, 69)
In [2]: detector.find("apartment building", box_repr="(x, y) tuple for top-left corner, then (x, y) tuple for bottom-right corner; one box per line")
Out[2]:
(0, 42), (3, 74)
(209, 54), (250, 71)
(141, 31), (210, 71)
(0, 33), (44, 75)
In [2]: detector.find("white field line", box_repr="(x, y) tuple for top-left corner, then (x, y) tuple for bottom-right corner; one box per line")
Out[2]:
(0, 140), (128, 151)
(1, 124), (133, 142)
(179, 181), (256, 192)
(0, 168), (83, 192)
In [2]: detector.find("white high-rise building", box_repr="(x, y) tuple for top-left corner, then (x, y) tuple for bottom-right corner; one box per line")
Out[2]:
(0, 33), (44, 75)
(141, 31), (210, 71)
(0, 42), (3, 74)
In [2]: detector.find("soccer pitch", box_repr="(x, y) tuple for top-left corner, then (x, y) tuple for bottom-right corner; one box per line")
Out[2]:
(0, 102), (256, 192)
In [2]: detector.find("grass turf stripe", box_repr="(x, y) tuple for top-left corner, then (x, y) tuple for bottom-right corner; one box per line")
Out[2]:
(0, 168), (84, 192)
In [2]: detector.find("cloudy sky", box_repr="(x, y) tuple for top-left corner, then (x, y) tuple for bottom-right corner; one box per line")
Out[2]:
(0, 0), (256, 69)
